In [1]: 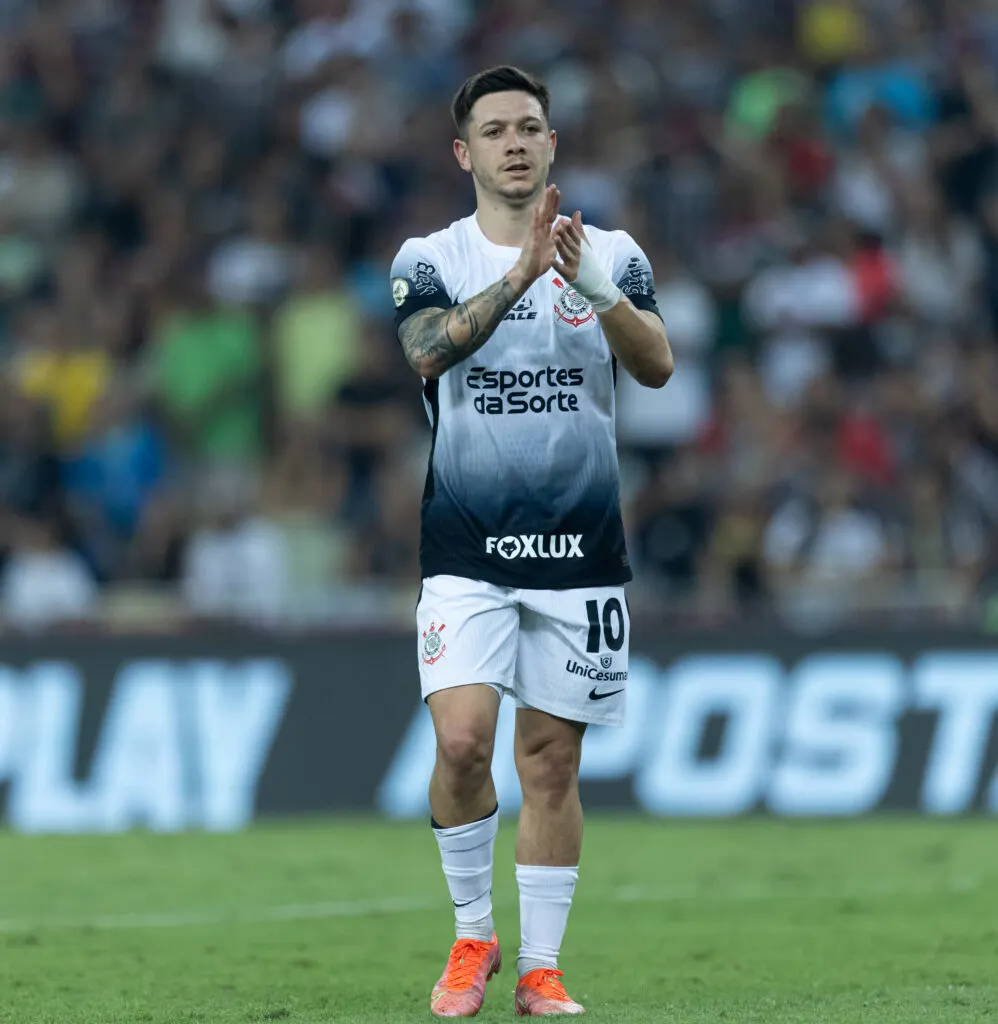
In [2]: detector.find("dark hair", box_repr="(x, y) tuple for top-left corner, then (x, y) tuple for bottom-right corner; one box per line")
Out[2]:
(451, 66), (550, 138)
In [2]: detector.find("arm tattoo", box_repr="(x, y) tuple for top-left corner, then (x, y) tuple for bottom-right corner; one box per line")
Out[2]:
(400, 276), (519, 377)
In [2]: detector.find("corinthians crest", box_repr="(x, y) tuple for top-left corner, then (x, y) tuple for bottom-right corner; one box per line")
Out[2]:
(421, 621), (447, 665)
(552, 276), (596, 328)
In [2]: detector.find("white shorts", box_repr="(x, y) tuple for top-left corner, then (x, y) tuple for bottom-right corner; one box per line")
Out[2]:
(416, 574), (630, 727)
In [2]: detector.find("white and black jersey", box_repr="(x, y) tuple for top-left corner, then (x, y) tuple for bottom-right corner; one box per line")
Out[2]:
(391, 215), (661, 590)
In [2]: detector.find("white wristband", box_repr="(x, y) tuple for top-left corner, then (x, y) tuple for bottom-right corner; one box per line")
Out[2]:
(569, 234), (621, 313)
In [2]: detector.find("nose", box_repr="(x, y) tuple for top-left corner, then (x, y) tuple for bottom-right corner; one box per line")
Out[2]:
(505, 133), (527, 155)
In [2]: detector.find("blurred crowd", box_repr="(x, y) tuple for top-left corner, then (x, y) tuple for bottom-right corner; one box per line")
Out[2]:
(4, 0), (998, 631)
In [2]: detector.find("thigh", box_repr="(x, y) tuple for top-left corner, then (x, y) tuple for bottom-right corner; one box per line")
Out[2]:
(513, 586), (630, 726)
(514, 705), (585, 767)
(416, 575), (519, 702)
(428, 681), (502, 744)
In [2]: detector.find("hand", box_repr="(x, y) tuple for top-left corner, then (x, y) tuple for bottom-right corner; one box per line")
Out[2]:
(552, 210), (585, 281)
(508, 184), (560, 293)
(552, 209), (622, 313)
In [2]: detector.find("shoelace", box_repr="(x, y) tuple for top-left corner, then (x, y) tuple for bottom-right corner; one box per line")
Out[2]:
(525, 968), (571, 1001)
(444, 939), (492, 991)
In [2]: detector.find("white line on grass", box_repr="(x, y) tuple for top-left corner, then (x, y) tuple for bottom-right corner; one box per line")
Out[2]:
(613, 875), (983, 903)
(0, 877), (983, 936)
(0, 897), (438, 935)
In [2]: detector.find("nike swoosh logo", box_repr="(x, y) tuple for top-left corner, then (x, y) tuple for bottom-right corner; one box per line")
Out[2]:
(589, 687), (624, 701)
(453, 890), (490, 908)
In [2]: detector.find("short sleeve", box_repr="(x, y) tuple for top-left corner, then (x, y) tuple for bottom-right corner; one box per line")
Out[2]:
(611, 233), (661, 319)
(389, 238), (455, 338)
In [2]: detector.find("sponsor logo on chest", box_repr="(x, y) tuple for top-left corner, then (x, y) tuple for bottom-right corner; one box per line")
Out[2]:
(466, 366), (584, 415)
(504, 296), (538, 322)
(485, 534), (584, 559)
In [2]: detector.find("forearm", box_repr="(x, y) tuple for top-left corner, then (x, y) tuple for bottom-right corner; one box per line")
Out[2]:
(598, 300), (673, 389)
(399, 272), (524, 378)
(550, 214), (673, 389)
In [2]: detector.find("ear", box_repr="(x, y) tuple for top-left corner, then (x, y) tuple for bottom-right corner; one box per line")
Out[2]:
(548, 129), (557, 166)
(453, 137), (472, 174)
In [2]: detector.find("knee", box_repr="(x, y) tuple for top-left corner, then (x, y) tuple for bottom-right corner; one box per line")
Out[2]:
(518, 739), (579, 807)
(435, 723), (494, 785)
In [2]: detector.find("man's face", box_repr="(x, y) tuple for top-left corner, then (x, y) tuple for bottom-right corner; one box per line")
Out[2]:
(454, 91), (555, 206)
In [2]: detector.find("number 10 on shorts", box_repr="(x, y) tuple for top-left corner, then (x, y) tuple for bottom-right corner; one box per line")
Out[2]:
(585, 598), (625, 653)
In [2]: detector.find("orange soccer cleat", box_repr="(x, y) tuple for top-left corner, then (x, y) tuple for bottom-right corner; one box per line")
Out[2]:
(429, 933), (502, 1017)
(514, 968), (585, 1016)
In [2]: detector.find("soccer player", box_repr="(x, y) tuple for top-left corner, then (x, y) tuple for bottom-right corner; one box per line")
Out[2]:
(390, 66), (672, 1017)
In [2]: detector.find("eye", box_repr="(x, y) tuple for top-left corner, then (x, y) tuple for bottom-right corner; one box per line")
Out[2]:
(485, 128), (502, 139)
(525, 125), (541, 134)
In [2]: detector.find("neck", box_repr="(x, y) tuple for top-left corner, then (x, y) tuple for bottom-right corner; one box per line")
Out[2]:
(474, 189), (541, 248)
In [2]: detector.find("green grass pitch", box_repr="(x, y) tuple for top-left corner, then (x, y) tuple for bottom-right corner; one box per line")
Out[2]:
(1, 817), (995, 1023)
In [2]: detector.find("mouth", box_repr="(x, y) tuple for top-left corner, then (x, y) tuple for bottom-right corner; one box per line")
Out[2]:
(504, 163), (531, 175)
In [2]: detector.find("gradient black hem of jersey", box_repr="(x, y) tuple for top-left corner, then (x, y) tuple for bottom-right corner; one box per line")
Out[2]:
(419, 472), (631, 589)
(420, 559), (634, 590)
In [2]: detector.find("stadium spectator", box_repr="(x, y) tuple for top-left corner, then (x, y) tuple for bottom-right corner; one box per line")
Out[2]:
(350, 449), (422, 583)
(896, 178), (984, 329)
(61, 382), (168, 579)
(0, 124), (83, 238)
(0, 514), (97, 630)
(724, 38), (811, 144)
(123, 488), (188, 585)
(271, 244), (363, 427)
(615, 246), (717, 457)
(323, 323), (421, 505)
(260, 433), (356, 607)
(761, 467), (893, 603)
(0, 0), (996, 631)
(148, 275), (263, 465)
(180, 467), (287, 622)
(0, 383), (62, 529)
(206, 190), (299, 307)
(12, 306), (112, 450)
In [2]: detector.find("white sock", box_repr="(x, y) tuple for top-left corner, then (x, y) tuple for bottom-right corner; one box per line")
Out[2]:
(516, 863), (578, 977)
(433, 806), (498, 942)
